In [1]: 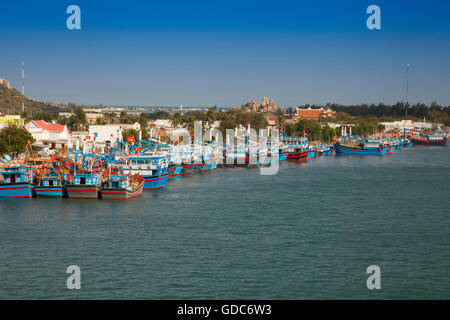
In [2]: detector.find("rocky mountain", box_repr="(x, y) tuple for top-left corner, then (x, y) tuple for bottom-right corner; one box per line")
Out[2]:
(241, 96), (282, 113)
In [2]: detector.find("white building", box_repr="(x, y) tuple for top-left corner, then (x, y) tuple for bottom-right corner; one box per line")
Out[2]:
(25, 120), (69, 153)
(88, 122), (141, 144)
(379, 120), (440, 132)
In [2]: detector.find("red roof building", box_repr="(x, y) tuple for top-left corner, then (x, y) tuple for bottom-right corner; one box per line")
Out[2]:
(25, 120), (69, 150)
(31, 120), (66, 132)
(295, 107), (336, 121)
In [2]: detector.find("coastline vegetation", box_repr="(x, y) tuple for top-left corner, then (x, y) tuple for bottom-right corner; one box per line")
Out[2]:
(0, 124), (35, 157)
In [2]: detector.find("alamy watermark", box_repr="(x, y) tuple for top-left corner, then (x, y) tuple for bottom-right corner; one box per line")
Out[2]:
(366, 5), (381, 30)
(366, 265), (381, 290)
(170, 121), (279, 175)
(66, 265), (81, 289)
(66, 5), (81, 30)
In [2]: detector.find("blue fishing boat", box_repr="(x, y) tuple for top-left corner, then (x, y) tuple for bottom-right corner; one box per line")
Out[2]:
(66, 171), (102, 199)
(305, 146), (316, 160)
(281, 136), (310, 160)
(124, 155), (170, 189)
(272, 148), (288, 161)
(315, 144), (332, 155)
(181, 162), (195, 174)
(402, 138), (413, 147)
(35, 169), (67, 198)
(192, 156), (211, 172)
(0, 165), (35, 198)
(168, 165), (183, 176)
(101, 175), (144, 199)
(334, 136), (391, 155)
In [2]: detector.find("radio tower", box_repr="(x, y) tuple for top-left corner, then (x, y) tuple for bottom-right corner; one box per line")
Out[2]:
(22, 61), (25, 113)
(405, 64), (409, 119)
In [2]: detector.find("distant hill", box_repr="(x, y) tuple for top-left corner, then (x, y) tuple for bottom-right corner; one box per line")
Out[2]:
(0, 81), (63, 116)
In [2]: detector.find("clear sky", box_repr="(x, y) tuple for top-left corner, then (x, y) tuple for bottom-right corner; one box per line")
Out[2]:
(1, 0), (449, 107)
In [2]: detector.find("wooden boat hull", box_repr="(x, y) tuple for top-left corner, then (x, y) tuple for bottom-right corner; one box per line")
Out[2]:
(0, 183), (35, 198)
(66, 184), (100, 199)
(101, 180), (144, 199)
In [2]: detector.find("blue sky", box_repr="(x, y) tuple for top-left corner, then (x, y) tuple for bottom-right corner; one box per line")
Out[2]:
(1, 0), (450, 107)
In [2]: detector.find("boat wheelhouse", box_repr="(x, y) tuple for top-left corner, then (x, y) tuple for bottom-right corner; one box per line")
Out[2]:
(123, 155), (169, 189)
(0, 165), (35, 198)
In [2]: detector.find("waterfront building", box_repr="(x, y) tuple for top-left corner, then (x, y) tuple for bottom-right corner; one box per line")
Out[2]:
(88, 122), (141, 144)
(294, 107), (336, 121)
(379, 120), (442, 132)
(25, 120), (69, 153)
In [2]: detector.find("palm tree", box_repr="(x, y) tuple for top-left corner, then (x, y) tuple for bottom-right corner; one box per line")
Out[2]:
(206, 106), (217, 128)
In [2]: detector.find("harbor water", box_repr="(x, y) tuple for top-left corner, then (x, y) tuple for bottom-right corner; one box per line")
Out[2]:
(0, 145), (449, 299)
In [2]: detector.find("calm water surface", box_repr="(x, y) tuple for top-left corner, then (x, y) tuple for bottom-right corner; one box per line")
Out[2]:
(0, 145), (449, 299)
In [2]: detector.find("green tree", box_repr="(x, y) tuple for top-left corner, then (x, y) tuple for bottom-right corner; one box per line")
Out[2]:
(321, 125), (335, 143)
(67, 107), (88, 131)
(172, 112), (182, 127)
(0, 124), (35, 157)
(206, 107), (217, 127)
(295, 119), (321, 141)
(219, 118), (237, 136)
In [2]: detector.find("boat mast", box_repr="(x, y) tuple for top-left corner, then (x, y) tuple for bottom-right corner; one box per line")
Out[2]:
(405, 64), (409, 119)
(22, 62), (25, 113)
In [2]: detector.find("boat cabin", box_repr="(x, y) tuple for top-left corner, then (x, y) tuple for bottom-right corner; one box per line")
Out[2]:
(71, 172), (101, 185)
(104, 175), (130, 189)
(282, 136), (309, 148)
(0, 165), (33, 184)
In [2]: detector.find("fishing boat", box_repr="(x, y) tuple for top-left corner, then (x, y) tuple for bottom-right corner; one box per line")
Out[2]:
(411, 132), (448, 145)
(167, 145), (186, 176)
(305, 146), (316, 160)
(192, 154), (211, 172)
(0, 164), (35, 198)
(223, 145), (259, 166)
(35, 169), (67, 198)
(181, 162), (195, 174)
(168, 165), (183, 176)
(124, 155), (170, 189)
(279, 151), (288, 161)
(402, 137), (413, 147)
(100, 174), (144, 199)
(334, 136), (391, 155)
(315, 144), (332, 155)
(66, 171), (102, 199)
(281, 136), (310, 159)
